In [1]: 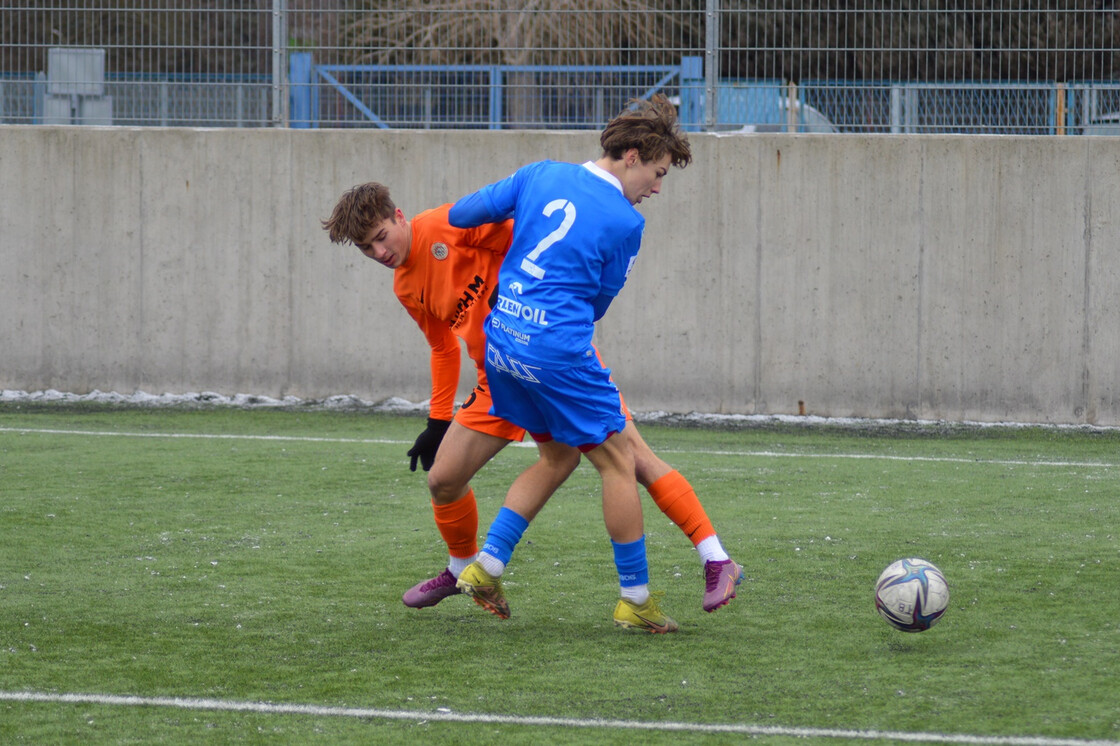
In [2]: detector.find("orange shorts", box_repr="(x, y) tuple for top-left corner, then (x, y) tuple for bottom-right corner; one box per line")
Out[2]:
(453, 384), (526, 442)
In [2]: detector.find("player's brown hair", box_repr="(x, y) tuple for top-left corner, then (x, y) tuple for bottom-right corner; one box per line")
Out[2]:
(600, 93), (692, 169)
(322, 182), (397, 245)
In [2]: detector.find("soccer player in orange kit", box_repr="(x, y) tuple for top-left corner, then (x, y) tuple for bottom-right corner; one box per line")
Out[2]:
(322, 182), (742, 615)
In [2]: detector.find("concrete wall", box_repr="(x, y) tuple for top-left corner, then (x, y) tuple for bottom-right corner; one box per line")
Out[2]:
(2, 125), (1118, 425)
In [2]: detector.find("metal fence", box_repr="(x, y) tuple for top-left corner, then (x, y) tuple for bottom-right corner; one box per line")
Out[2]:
(2, 3), (1118, 134)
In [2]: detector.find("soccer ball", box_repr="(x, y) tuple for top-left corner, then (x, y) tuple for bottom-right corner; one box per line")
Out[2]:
(874, 558), (949, 632)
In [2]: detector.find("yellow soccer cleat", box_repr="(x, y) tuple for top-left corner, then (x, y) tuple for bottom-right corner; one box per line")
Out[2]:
(455, 561), (510, 619)
(613, 592), (679, 634)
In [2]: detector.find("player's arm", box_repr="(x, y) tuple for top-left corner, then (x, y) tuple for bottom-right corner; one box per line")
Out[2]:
(447, 190), (509, 228)
(403, 305), (460, 471)
(591, 227), (643, 321)
(591, 291), (615, 321)
(449, 164), (538, 228)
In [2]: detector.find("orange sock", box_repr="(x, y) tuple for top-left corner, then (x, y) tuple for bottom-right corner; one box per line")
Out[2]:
(648, 470), (716, 547)
(432, 489), (479, 559)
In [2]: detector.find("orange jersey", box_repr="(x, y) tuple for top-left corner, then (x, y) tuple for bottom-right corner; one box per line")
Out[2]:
(393, 204), (512, 421)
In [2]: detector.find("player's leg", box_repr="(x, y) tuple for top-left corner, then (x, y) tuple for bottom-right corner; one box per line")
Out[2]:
(584, 429), (642, 542)
(427, 421), (509, 561)
(532, 356), (678, 633)
(599, 345), (740, 611)
(477, 437), (580, 572)
(581, 433), (647, 601)
(494, 437), (581, 524)
(403, 387), (524, 609)
(583, 434), (678, 634)
(459, 437), (580, 619)
(625, 421), (743, 612)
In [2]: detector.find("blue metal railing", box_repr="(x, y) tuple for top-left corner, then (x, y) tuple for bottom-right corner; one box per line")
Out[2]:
(289, 53), (693, 130)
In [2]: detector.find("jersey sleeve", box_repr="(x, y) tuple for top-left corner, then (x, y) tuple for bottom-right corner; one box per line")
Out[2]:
(401, 300), (461, 421)
(590, 292), (613, 321)
(449, 162), (541, 227)
(594, 223), (644, 316)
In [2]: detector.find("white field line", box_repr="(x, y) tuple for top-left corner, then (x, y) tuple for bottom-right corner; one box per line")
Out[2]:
(1, 691), (1117, 746)
(669, 449), (1116, 469)
(0, 426), (1115, 469)
(0, 426), (407, 446)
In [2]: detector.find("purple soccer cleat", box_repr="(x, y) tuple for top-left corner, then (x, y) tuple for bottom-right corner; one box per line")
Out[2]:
(702, 559), (743, 612)
(402, 568), (462, 608)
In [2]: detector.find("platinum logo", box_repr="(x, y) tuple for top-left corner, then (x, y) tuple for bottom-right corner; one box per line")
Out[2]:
(490, 315), (531, 344)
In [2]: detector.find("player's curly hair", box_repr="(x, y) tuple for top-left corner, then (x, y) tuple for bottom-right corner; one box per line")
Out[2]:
(600, 93), (692, 169)
(322, 182), (396, 245)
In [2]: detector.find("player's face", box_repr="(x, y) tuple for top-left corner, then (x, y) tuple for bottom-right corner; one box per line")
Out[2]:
(622, 152), (673, 206)
(356, 210), (410, 269)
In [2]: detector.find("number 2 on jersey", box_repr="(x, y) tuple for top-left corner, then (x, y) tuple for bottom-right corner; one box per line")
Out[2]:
(520, 198), (576, 280)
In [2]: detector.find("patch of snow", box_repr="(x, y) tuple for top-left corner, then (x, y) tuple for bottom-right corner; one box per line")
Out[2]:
(2, 389), (1115, 433)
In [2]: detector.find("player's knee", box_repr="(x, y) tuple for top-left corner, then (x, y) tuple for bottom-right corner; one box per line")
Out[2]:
(557, 448), (581, 476)
(427, 468), (466, 504)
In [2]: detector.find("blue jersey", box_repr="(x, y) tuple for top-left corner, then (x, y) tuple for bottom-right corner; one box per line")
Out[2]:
(449, 160), (644, 367)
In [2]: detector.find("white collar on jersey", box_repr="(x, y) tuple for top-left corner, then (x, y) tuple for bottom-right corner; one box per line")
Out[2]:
(581, 160), (624, 195)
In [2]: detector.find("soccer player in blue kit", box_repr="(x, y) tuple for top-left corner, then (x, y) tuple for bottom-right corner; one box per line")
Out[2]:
(449, 94), (708, 633)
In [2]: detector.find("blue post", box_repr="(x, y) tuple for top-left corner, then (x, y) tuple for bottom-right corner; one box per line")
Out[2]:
(679, 56), (703, 132)
(489, 67), (504, 130)
(289, 52), (315, 129)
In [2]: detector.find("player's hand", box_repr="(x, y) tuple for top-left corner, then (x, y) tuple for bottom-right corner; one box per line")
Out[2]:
(408, 418), (451, 472)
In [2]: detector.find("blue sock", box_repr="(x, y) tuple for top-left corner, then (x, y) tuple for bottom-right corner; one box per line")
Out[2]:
(481, 507), (530, 566)
(611, 536), (650, 588)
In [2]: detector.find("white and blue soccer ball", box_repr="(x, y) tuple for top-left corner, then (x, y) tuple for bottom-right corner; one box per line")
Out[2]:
(874, 558), (949, 632)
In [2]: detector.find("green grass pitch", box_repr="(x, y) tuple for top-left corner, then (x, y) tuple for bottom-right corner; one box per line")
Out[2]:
(1, 404), (1118, 745)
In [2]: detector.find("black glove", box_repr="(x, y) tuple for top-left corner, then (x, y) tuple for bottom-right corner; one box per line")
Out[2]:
(408, 418), (451, 472)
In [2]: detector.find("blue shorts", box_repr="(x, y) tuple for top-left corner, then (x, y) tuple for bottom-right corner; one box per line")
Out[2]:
(485, 343), (626, 449)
